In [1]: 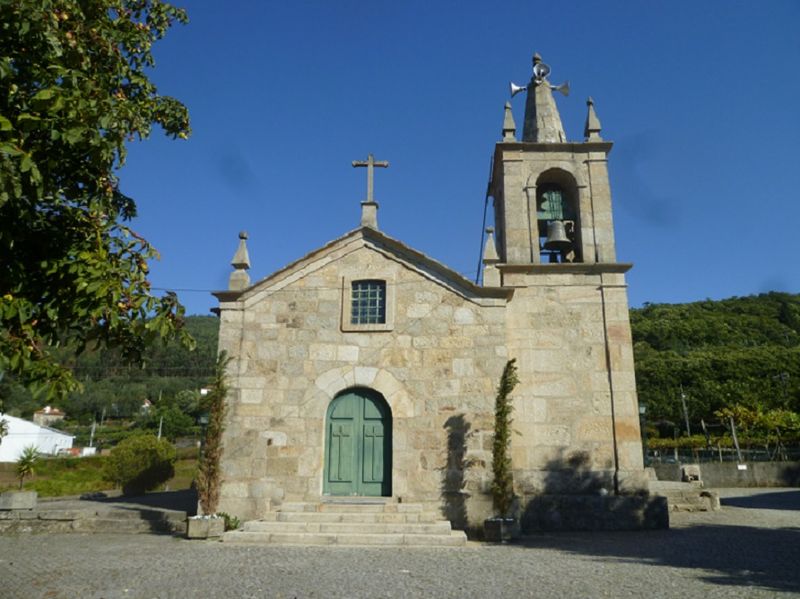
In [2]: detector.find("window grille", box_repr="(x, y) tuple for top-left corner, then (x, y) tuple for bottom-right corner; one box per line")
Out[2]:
(351, 280), (386, 324)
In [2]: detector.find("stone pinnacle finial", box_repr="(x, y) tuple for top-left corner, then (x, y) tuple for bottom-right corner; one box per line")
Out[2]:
(482, 227), (500, 262)
(482, 227), (501, 286)
(520, 52), (566, 143)
(502, 102), (517, 142)
(228, 230), (251, 291)
(584, 97), (603, 141)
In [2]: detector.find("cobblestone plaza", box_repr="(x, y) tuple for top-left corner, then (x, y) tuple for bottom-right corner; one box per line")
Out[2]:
(1, 489), (798, 599)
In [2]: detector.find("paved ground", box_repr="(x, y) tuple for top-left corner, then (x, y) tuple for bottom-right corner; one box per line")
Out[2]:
(34, 488), (198, 514)
(1, 488), (798, 599)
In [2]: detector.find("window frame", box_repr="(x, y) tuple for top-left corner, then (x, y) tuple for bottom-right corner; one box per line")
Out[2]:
(350, 279), (387, 325)
(341, 275), (395, 332)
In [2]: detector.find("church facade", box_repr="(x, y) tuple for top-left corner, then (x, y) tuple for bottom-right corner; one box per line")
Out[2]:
(214, 55), (653, 531)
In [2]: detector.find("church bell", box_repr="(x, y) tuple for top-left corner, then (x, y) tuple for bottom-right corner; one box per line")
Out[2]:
(543, 220), (572, 252)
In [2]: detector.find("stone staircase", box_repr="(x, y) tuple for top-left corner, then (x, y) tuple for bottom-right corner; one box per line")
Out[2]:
(0, 504), (188, 535)
(222, 499), (467, 547)
(648, 480), (720, 512)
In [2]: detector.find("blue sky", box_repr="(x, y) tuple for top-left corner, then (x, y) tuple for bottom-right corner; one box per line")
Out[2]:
(121, 1), (800, 315)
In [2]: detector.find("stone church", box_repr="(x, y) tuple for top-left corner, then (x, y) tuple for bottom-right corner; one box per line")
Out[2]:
(214, 54), (662, 535)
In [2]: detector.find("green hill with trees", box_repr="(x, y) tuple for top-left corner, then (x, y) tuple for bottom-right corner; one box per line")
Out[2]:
(0, 315), (217, 444)
(631, 291), (800, 443)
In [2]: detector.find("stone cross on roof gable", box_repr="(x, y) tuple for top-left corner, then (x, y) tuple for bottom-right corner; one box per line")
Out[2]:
(352, 153), (389, 230)
(352, 153), (389, 203)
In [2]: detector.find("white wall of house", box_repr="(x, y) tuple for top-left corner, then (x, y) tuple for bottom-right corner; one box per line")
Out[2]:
(0, 414), (74, 462)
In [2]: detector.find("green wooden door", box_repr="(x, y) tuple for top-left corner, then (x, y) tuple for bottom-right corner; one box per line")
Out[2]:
(324, 389), (391, 496)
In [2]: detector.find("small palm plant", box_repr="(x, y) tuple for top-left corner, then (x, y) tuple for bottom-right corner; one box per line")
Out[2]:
(0, 417), (8, 446)
(16, 445), (40, 490)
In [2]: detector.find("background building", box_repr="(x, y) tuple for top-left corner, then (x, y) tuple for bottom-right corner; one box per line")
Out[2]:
(0, 414), (74, 462)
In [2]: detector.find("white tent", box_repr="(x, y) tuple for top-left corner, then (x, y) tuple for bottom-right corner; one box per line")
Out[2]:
(0, 414), (74, 462)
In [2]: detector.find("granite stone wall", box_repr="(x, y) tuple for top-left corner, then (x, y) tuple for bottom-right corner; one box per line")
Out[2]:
(217, 239), (507, 523)
(217, 236), (648, 529)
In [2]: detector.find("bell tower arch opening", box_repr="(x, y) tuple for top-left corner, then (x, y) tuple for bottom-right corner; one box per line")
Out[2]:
(534, 168), (582, 263)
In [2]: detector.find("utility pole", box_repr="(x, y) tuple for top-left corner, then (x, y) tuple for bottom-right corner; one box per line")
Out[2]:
(679, 385), (691, 436)
(156, 389), (164, 439)
(729, 416), (743, 463)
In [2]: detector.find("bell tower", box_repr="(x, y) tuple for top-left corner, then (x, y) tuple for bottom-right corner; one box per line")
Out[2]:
(485, 53), (648, 499)
(489, 53), (616, 267)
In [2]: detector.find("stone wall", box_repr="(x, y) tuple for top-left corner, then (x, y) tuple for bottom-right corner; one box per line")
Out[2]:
(217, 238), (508, 523)
(501, 268), (646, 497)
(217, 229), (649, 530)
(653, 461), (800, 488)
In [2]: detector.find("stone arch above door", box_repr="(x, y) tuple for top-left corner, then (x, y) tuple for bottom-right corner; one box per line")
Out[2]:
(303, 366), (414, 419)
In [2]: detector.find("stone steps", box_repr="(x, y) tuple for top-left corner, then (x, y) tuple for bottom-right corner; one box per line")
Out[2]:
(261, 511), (439, 524)
(223, 530), (467, 547)
(648, 481), (720, 512)
(242, 520), (453, 535)
(222, 501), (467, 547)
(70, 517), (171, 534)
(0, 506), (187, 535)
(280, 501), (423, 513)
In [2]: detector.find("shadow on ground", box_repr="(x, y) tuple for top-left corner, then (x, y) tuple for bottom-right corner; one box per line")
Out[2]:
(513, 452), (799, 592)
(518, 523), (800, 593)
(720, 490), (800, 511)
(90, 488), (198, 514)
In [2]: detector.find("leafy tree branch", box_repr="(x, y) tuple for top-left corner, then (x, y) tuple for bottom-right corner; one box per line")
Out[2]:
(0, 0), (193, 398)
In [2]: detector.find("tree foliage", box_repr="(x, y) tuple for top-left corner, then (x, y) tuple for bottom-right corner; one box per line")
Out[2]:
(491, 358), (518, 518)
(196, 352), (230, 516)
(102, 432), (175, 495)
(715, 405), (800, 438)
(0, 0), (192, 399)
(1, 316), (215, 453)
(632, 292), (800, 430)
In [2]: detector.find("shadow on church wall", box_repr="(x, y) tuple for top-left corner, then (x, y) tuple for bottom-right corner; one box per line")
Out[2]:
(440, 414), (474, 531)
(521, 449), (667, 532)
(540, 450), (614, 494)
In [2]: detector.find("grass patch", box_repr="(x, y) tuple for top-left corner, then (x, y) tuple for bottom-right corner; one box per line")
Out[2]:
(23, 468), (108, 497)
(163, 458), (198, 492)
(0, 454), (198, 497)
(0, 456), (108, 496)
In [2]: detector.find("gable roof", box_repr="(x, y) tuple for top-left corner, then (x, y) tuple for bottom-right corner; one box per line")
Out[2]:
(213, 226), (512, 307)
(0, 414), (74, 438)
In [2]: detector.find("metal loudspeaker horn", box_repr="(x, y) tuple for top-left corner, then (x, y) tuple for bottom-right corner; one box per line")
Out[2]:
(509, 82), (527, 97)
(550, 80), (570, 97)
(544, 220), (572, 251)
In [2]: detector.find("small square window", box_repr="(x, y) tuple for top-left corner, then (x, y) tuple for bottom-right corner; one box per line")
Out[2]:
(341, 275), (394, 332)
(351, 280), (386, 325)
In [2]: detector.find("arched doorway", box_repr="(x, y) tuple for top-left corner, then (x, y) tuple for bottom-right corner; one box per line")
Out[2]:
(323, 388), (392, 497)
